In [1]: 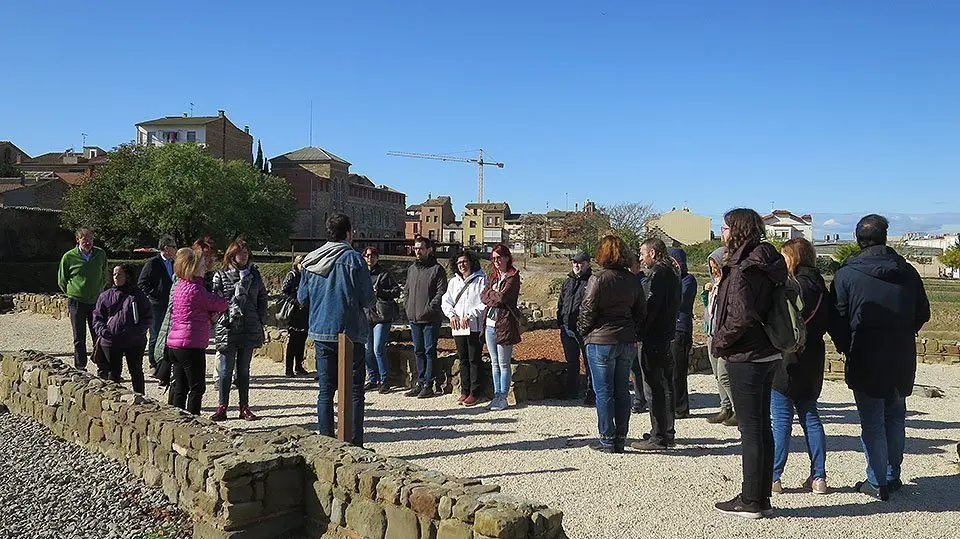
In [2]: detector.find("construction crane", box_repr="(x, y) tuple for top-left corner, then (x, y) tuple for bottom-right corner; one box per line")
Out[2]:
(386, 149), (504, 203)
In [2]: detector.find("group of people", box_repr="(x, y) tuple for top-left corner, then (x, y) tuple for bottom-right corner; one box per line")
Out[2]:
(58, 207), (931, 520)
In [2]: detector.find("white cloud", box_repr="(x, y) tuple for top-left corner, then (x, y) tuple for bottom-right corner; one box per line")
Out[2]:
(822, 218), (842, 228)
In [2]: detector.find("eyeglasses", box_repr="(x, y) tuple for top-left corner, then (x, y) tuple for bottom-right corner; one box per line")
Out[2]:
(363, 254), (374, 258)
(490, 256), (503, 260)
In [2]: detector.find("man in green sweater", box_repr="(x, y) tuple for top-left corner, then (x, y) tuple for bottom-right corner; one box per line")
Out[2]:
(58, 227), (108, 369)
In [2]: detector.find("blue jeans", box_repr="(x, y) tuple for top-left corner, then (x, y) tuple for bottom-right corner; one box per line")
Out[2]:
(485, 326), (514, 396)
(316, 340), (366, 447)
(771, 389), (827, 482)
(365, 323), (391, 383)
(409, 322), (440, 386)
(853, 390), (906, 487)
(147, 303), (167, 367)
(587, 342), (636, 448)
(217, 347), (254, 407)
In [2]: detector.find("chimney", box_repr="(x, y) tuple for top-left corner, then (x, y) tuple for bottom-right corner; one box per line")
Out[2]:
(244, 125), (249, 134)
(217, 109), (225, 118)
(183, 113), (188, 118)
(575, 203), (579, 212)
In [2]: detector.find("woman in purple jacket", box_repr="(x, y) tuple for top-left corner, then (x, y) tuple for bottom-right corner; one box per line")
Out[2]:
(167, 248), (230, 415)
(92, 264), (153, 394)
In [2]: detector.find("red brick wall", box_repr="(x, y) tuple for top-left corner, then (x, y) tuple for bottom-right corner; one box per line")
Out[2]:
(205, 118), (253, 163)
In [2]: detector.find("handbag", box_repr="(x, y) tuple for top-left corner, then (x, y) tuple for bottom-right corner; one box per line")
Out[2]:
(277, 296), (296, 323)
(508, 305), (530, 334)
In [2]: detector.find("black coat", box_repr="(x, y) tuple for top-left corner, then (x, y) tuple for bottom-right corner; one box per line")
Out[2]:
(828, 245), (930, 399)
(556, 267), (592, 331)
(366, 264), (401, 325)
(712, 241), (788, 363)
(137, 255), (174, 306)
(578, 267), (646, 345)
(642, 258), (681, 347)
(281, 269), (308, 332)
(773, 265), (829, 400)
(405, 255), (448, 323)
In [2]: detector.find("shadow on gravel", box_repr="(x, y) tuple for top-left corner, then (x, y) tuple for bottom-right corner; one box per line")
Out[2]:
(772, 474), (960, 518)
(400, 435), (594, 460)
(365, 427), (511, 444)
(470, 467), (580, 480)
(661, 435), (957, 458)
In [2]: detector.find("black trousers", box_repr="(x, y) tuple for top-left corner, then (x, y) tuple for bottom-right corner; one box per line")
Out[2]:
(168, 348), (206, 415)
(560, 328), (592, 399)
(726, 359), (780, 504)
(631, 345), (646, 409)
(671, 332), (693, 415)
(286, 330), (308, 373)
(454, 332), (485, 396)
(641, 340), (675, 445)
(68, 299), (95, 369)
(100, 342), (147, 394)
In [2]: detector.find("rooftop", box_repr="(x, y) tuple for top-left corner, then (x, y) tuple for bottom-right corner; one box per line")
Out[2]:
(270, 146), (351, 166)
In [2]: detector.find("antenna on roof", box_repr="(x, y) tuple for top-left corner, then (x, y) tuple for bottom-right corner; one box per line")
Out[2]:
(81, 133), (87, 147)
(309, 100), (313, 146)
(189, 102), (194, 116)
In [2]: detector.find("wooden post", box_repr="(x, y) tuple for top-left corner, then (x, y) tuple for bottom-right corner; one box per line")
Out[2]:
(336, 332), (354, 443)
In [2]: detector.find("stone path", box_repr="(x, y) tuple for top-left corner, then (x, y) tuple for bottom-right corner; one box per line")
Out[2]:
(2, 312), (960, 539)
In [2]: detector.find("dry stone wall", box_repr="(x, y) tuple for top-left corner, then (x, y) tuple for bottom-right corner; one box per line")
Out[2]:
(0, 350), (565, 539)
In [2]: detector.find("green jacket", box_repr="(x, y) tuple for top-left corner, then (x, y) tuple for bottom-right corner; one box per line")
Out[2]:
(58, 246), (108, 303)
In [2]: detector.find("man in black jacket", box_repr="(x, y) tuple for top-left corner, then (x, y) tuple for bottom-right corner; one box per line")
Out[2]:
(828, 215), (930, 501)
(138, 236), (177, 369)
(404, 236), (448, 398)
(632, 238), (681, 451)
(557, 252), (594, 404)
(668, 248), (698, 418)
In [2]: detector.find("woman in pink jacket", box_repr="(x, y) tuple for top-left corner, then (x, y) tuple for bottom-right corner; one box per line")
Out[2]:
(167, 247), (230, 415)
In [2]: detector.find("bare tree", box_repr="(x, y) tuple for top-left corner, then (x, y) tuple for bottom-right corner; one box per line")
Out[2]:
(517, 213), (546, 267)
(605, 202), (658, 247)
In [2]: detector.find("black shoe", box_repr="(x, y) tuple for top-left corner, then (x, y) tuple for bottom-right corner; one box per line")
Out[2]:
(714, 495), (763, 519)
(589, 442), (623, 454)
(285, 371), (296, 378)
(854, 481), (889, 501)
(630, 439), (669, 451)
(404, 384), (423, 397)
(582, 394), (596, 407)
(675, 410), (690, 419)
(707, 409), (733, 424)
(888, 479), (904, 492)
(632, 404), (648, 414)
(363, 380), (380, 391)
(294, 368), (309, 376)
(759, 498), (773, 518)
(378, 383), (393, 394)
(417, 386), (436, 399)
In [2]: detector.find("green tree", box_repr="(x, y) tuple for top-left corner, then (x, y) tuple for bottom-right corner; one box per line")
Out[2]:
(684, 239), (724, 266)
(254, 140), (264, 172)
(62, 143), (295, 251)
(0, 162), (21, 178)
(940, 244), (960, 270)
(833, 243), (861, 264)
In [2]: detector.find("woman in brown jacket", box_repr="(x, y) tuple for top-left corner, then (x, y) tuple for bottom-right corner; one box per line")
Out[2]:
(577, 235), (646, 453)
(712, 208), (788, 519)
(481, 244), (521, 411)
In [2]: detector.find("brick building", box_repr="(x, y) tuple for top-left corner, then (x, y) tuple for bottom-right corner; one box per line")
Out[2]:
(136, 110), (253, 163)
(418, 195), (456, 242)
(270, 146), (406, 239)
(0, 176), (71, 210)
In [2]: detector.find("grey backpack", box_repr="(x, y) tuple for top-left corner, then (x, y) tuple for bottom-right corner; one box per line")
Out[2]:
(762, 276), (806, 354)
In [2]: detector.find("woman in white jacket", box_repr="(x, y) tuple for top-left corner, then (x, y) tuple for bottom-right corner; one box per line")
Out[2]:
(442, 250), (488, 406)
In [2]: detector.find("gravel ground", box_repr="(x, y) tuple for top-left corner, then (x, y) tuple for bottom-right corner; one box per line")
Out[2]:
(2, 312), (960, 539)
(0, 412), (191, 539)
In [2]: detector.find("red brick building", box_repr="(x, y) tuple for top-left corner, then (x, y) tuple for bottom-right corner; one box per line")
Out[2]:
(136, 110), (253, 163)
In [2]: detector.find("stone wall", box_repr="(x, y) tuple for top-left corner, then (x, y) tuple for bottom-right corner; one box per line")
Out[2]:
(0, 351), (566, 539)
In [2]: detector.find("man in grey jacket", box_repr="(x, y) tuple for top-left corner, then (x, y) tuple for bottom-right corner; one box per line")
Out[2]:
(404, 236), (447, 398)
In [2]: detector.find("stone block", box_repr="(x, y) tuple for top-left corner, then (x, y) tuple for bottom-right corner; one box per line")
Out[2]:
(385, 505), (419, 539)
(474, 507), (529, 538)
(220, 478), (255, 504)
(419, 515), (437, 539)
(359, 469), (389, 500)
(89, 420), (105, 444)
(452, 496), (481, 524)
(314, 481), (333, 519)
(330, 497), (346, 528)
(46, 384), (62, 406)
(175, 454), (191, 485)
(143, 465), (162, 488)
(377, 474), (403, 505)
(345, 499), (386, 539)
(531, 508), (563, 538)
(410, 486), (445, 519)
(437, 519), (473, 539)
(162, 473), (180, 505)
(195, 492), (221, 517)
(221, 501), (264, 528)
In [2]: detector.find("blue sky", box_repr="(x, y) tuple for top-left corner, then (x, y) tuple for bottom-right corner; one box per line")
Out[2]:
(2, 1), (958, 238)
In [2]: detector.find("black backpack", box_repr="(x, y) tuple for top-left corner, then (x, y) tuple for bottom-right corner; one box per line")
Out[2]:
(762, 276), (806, 354)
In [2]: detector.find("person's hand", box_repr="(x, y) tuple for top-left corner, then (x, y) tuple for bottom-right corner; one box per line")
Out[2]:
(461, 316), (470, 330)
(450, 316), (460, 330)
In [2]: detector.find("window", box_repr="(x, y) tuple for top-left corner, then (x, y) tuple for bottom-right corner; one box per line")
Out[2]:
(486, 217), (492, 226)
(2, 148), (10, 164)
(186, 131), (196, 142)
(428, 230), (435, 240)
(163, 131), (178, 143)
(469, 235), (476, 245)
(495, 216), (500, 225)
(470, 220), (476, 228)
(449, 231), (455, 242)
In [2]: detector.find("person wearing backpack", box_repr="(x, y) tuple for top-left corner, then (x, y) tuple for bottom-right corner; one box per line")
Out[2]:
(828, 214), (930, 501)
(442, 250), (488, 405)
(711, 208), (788, 519)
(771, 238), (830, 495)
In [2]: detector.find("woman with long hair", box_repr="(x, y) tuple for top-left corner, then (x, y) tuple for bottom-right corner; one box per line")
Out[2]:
(92, 263), (153, 394)
(577, 235), (646, 453)
(712, 208), (788, 519)
(211, 240), (268, 421)
(703, 247), (738, 426)
(166, 248), (229, 415)
(281, 254), (309, 377)
(771, 238), (830, 494)
(362, 246), (401, 392)
(480, 244), (521, 411)
(442, 249), (488, 406)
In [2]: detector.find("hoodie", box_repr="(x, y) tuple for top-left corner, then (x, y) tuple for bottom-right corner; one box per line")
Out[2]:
(828, 245), (930, 398)
(712, 241), (788, 363)
(668, 248), (698, 335)
(302, 241), (352, 277)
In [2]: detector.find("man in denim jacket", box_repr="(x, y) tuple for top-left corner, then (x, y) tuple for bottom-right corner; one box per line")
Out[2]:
(299, 213), (375, 447)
